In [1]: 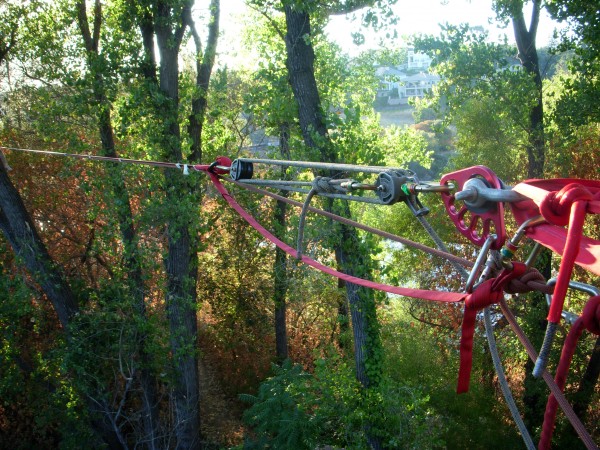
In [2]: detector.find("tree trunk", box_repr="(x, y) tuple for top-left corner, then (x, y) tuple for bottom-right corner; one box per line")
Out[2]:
(283, 5), (334, 161)
(274, 123), (291, 363)
(153, 6), (202, 449)
(186, 0), (220, 162)
(512, 0), (545, 178)
(283, 1), (382, 392)
(0, 170), (78, 329)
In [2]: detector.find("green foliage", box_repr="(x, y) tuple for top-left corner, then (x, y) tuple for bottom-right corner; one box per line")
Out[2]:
(0, 250), (98, 448)
(239, 361), (317, 449)
(412, 24), (538, 180)
(240, 355), (443, 449)
(450, 96), (526, 181)
(380, 300), (527, 449)
(354, 47), (408, 69)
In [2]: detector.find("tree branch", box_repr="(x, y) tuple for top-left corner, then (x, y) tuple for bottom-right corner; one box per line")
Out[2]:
(76, 0), (95, 52)
(528, 0), (541, 40)
(248, 3), (286, 41)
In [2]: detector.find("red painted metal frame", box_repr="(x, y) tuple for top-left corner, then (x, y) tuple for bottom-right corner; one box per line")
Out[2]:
(440, 166), (506, 250)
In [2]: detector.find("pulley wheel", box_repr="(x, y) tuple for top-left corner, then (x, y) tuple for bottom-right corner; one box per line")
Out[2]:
(376, 171), (408, 205)
(230, 159), (253, 180)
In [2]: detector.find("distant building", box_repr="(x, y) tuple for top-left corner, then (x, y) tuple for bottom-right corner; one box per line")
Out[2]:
(406, 46), (432, 71)
(376, 70), (440, 105)
(375, 46), (439, 105)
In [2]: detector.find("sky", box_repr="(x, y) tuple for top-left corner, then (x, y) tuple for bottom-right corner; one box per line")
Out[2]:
(215, 0), (565, 65)
(325, 0), (564, 54)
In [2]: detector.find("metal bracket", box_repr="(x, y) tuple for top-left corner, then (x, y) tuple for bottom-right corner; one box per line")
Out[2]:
(440, 166), (507, 250)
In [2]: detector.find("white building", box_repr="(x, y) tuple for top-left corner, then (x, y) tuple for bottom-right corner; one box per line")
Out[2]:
(375, 46), (438, 105)
(406, 46), (433, 71)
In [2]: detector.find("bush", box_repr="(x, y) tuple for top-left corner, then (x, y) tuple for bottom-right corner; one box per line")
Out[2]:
(239, 356), (444, 449)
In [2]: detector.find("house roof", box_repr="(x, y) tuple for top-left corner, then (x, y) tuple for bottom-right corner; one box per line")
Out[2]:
(402, 72), (440, 83)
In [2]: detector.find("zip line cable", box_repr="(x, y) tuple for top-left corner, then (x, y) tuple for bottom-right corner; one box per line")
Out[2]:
(2, 145), (598, 450)
(0, 145), (183, 170)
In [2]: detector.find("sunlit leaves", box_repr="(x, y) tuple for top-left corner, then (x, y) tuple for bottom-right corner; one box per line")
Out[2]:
(412, 24), (537, 180)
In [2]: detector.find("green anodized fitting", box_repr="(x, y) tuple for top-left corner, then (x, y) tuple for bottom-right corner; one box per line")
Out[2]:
(500, 247), (514, 259)
(401, 184), (411, 196)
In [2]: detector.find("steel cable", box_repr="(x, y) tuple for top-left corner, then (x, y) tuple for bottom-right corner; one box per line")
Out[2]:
(414, 214), (535, 449)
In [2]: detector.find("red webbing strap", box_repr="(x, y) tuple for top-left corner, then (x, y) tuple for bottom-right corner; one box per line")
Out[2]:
(539, 296), (600, 450)
(499, 299), (598, 450)
(230, 179), (475, 270)
(540, 185), (592, 324)
(512, 180), (600, 277)
(457, 263), (527, 393)
(207, 173), (466, 303)
(513, 181), (598, 323)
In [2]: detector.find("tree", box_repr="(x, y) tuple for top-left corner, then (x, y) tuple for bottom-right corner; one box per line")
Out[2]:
(413, 24), (538, 181)
(493, 0), (546, 178)
(545, 0), (600, 130)
(130, 0), (221, 447)
(1, 0), (222, 446)
(74, 1), (161, 444)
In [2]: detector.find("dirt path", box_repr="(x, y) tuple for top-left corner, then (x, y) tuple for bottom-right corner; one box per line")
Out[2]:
(198, 356), (245, 448)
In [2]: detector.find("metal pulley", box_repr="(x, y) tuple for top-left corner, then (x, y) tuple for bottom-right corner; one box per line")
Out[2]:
(375, 170), (430, 216)
(230, 159), (254, 181)
(375, 170), (409, 205)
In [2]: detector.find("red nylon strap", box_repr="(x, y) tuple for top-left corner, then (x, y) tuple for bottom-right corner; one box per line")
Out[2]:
(206, 172), (467, 303)
(499, 300), (598, 450)
(457, 262), (528, 393)
(511, 179), (600, 277)
(512, 180), (600, 323)
(547, 199), (588, 324)
(539, 296), (600, 450)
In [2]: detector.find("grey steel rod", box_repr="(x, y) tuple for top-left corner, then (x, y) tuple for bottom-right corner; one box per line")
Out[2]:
(235, 157), (409, 175)
(236, 182), (385, 205)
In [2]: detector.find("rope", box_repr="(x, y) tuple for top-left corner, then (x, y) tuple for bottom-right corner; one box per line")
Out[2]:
(415, 214), (461, 272)
(505, 267), (553, 295)
(484, 308), (537, 450)
(533, 322), (559, 378)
